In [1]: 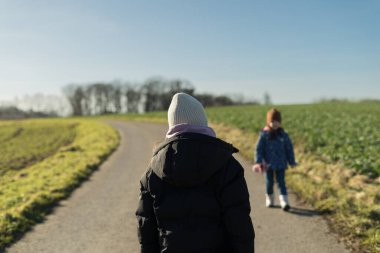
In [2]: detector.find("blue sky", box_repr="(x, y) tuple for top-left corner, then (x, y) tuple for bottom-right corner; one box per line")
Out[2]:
(0, 0), (379, 104)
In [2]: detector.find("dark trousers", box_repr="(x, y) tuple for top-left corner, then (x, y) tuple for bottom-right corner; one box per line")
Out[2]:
(265, 169), (287, 195)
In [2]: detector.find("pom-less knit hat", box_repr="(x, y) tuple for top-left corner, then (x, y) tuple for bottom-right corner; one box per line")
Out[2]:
(168, 93), (208, 128)
(266, 108), (282, 126)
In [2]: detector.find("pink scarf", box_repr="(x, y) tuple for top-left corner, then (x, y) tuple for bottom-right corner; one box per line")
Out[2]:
(166, 124), (216, 139)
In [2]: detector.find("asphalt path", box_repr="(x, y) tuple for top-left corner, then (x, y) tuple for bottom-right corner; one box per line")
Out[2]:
(6, 121), (350, 253)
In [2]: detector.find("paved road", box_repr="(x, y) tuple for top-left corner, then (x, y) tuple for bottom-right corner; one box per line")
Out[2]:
(6, 121), (350, 253)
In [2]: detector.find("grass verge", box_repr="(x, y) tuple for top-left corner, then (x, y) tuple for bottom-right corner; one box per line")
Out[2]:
(0, 119), (119, 251)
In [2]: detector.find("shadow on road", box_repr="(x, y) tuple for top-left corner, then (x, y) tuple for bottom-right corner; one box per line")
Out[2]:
(288, 207), (318, 217)
(269, 205), (318, 217)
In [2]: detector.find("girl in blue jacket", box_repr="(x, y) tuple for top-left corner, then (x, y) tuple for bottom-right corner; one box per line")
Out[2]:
(254, 108), (297, 211)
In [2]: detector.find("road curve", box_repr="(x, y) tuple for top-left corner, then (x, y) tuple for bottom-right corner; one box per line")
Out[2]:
(5, 121), (350, 253)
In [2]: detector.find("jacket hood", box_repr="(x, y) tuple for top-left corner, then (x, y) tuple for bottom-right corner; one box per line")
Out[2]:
(150, 133), (238, 187)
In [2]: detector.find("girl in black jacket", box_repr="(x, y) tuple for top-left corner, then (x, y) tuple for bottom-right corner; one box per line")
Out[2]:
(136, 93), (255, 253)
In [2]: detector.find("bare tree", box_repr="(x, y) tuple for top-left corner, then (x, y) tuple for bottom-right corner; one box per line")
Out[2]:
(112, 84), (122, 113)
(103, 84), (114, 114)
(125, 84), (141, 113)
(89, 83), (112, 114)
(141, 78), (165, 112)
(160, 79), (195, 110)
(63, 85), (85, 116)
(194, 94), (215, 107)
(81, 85), (92, 115)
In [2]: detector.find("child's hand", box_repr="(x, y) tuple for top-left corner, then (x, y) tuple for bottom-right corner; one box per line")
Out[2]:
(252, 163), (265, 173)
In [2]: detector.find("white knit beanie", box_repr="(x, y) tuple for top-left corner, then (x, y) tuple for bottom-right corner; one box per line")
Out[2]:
(168, 93), (208, 128)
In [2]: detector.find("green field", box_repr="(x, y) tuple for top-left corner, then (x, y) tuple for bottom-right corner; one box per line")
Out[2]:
(0, 119), (119, 250)
(0, 121), (76, 174)
(206, 102), (380, 178)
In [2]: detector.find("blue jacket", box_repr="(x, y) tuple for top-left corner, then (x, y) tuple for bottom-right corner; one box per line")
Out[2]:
(255, 128), (296, 170)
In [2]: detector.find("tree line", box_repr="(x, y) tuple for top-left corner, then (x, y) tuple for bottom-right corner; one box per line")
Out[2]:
(63, 77), (257, 116)
(0, 106), (57, 119)
(0, 77), (261, 119)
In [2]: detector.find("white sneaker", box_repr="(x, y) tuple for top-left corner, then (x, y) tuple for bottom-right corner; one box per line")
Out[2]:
(265, 194), (274, 207)
(279, 195), (290, 211)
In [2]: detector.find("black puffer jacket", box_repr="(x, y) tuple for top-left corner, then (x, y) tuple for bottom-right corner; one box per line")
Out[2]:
(136, 133), (255, 253)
